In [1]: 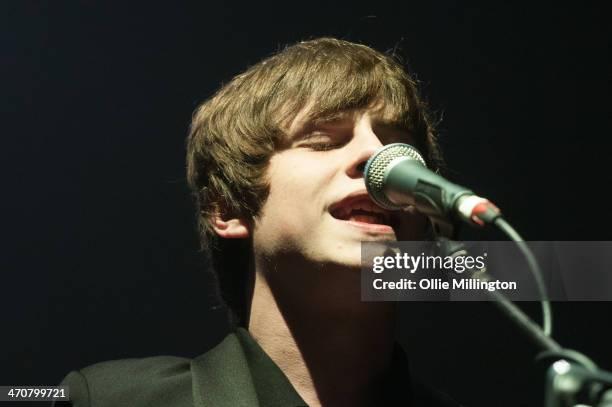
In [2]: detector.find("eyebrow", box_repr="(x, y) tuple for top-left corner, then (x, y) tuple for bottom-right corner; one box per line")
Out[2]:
(289, 109), (411, 143)
(307, 111), (356, 129)
(289, 111), (353, 141)
(372, 119), (410, 133)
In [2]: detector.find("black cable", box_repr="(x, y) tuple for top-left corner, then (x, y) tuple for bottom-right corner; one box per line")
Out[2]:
(494, 217), (553, 337)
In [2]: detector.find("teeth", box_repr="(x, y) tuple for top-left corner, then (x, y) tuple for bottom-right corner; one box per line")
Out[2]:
(332, 197), (391, 222)
(354, 200), (385, 215)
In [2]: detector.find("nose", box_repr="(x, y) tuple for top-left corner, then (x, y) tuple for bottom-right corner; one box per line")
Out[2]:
(345, 127), (384, 179)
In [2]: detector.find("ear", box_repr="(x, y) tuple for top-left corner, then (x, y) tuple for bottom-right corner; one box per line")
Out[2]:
(211, 211), (250, 239)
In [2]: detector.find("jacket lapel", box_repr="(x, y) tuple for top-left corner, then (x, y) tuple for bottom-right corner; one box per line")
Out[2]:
(191, 332), (259, 407)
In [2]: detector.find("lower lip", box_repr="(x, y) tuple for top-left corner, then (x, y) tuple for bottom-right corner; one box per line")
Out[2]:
(343, 219), (395, 234)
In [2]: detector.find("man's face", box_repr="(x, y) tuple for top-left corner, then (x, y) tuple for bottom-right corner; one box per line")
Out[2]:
(252, 106), (428, 271)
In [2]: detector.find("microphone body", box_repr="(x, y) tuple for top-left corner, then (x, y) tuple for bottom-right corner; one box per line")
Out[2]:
(364, 143), (500, 228)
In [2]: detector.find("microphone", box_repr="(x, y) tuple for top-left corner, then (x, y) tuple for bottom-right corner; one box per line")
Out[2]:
(364, 143), (501, 228)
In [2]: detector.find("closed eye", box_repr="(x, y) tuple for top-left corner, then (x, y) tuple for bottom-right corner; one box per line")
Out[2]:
(305, 141), (344, 151)
(295, 132), (348, 151)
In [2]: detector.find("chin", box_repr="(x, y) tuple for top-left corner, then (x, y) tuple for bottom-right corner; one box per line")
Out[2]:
(319, 247), (363, 270)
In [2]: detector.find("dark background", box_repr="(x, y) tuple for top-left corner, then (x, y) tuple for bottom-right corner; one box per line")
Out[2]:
(2, 2), (611, 406)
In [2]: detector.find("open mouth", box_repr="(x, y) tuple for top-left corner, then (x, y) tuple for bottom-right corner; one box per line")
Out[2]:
(329, 195), (393, 227)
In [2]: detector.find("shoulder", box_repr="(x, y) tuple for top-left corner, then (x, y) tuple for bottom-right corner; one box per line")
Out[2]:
(59, 356), (194, 407)
(79, 355), (192, 382)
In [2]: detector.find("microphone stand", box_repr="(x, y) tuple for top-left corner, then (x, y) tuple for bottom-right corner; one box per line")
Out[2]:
(435, 237), (612, 407)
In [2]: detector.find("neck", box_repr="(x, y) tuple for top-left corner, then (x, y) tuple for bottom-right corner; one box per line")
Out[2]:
(248, 261), (396, 407)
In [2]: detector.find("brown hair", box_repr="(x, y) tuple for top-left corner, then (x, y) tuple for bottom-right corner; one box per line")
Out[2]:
(186, 37), (443, 323)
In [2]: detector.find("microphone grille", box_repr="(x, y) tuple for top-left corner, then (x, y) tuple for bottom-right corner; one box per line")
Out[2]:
(364, 143), (427, 209)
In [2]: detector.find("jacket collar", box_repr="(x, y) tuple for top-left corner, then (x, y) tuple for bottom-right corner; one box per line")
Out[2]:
(190, 328), (307, 407)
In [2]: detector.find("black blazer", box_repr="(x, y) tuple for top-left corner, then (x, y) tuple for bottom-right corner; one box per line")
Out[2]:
(56, 328), (462, 406)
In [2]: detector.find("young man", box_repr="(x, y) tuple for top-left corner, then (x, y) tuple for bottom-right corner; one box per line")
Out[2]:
(58, 38), (460, 406)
